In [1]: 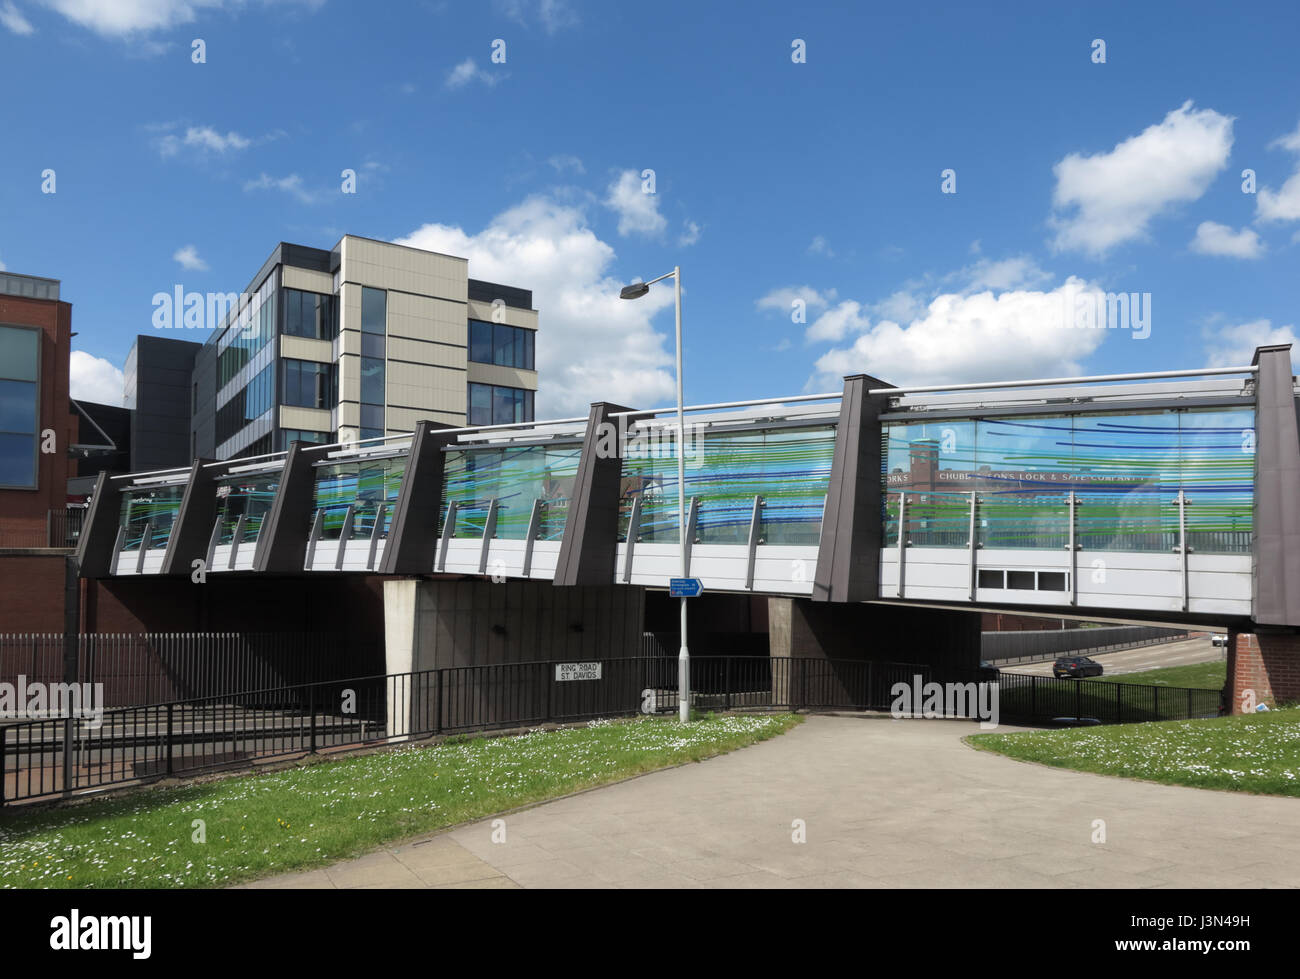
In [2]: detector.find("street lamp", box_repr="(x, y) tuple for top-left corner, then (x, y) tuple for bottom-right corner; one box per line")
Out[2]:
(620, 266), (690, 723)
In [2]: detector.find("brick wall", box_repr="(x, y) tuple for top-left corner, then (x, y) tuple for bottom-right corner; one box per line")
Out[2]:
(0, 295), (75, 542)
(1226, 630), (1300, 712)
(0, 552), (72, 631)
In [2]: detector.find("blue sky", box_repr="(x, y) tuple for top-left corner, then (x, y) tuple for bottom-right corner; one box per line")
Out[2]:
(2, 0), (1299, 417)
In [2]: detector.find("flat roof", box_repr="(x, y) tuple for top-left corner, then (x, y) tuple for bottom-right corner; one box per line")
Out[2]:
(0, 271), (60, 301)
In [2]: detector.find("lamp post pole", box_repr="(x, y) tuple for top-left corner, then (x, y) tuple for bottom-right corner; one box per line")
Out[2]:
(621, 266), (690, 722)
(671, 267), (689, 723)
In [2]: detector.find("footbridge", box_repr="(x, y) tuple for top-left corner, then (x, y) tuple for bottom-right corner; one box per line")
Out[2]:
(75, 345), (1300, 632)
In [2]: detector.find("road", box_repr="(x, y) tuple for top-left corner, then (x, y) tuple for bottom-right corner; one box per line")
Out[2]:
(1005, 636), (1225, 678)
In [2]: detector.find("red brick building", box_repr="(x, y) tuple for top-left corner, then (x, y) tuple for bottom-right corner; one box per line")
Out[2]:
(0, 271), (75, 547)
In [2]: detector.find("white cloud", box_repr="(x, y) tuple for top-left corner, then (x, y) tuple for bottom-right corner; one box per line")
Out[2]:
(678, 220), (702, 247)
(807, 277), (1110, 390)
(1, 1), (35, 34)
(243, 172), (316, 204)
(957, 255), (1052, 292)
(70, 351), (124, 406)
(445, 57), (502, 89)
(1049, 101), (1234, 257)
(1271, 120), (1300, 154)
(804, 301), (871, 344)
(807, 235), (834, 257)
(1256, 121), (1300, 223)
(1258, 174), (1300, 222)
(604, 170), (667, 237)
(395, 196), (676, 416)
(547, 154), (584, 175)
(768, 256), (1050, 350)
(41, 0), (221, 35)
(156, 124), (251, 158)
(172, 244), (208, 270)
(756, 285), (837, 314)
(39, 0), (324, 37)
(1204, 319), (1299, 368)
(1190, 221), (1265, 259)
(870, 290), (924, 324)
(494, 0), (577, 34)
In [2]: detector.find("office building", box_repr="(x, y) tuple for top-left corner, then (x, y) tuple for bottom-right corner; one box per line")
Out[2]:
(190, 235), (539, 460)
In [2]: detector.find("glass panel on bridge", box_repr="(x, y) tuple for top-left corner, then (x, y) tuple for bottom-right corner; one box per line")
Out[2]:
(883, 407), (1254, 553)
(118, 484), (187, 551)
(1072, 411), (1180, 550)
(214, 472), (280, 545)
(883, 420), (975, 547)
(440, 443), (582, 541)
(1177, 407), (1255, 553)
(620, 424), (836, 546)
(312, 456), (408, 541)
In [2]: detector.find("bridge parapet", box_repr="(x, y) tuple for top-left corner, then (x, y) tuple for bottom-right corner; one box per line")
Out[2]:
(78, 346), (1299, 630)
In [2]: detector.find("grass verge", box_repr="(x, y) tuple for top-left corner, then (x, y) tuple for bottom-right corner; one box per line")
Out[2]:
(968, 707), (1300, 796)
(1093, 660), (1225, 690)
(0, 712), (800, 889)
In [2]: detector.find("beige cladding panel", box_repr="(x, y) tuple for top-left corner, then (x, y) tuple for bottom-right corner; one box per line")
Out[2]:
(282, 266), (335, 294)
(467, 362), (538, 391)
(337, 353), (360, 405)
(338, 401), (360, 429)
(466, 300), (538, 329)
(387, 292), (468, 346)
(339, 281), (362, 333)
(337, 328), (361, 358)
(388, 336), (467, 370)
(387, 406), (463, 432)
(387, 363), (467, 410)
(279, 405), (332, 432)
(386, 361), (438, 411)
(339, 236), (467, 302)
(280, 334), (334, 363)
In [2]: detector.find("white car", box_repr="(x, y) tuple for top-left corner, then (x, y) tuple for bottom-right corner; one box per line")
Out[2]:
(1211, 634), (1228, 647)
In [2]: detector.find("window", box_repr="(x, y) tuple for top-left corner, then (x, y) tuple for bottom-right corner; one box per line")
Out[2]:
(217, 284), (276, 388)
(361, 287), (386, 334)
(283, 289), (338, 340)
(468, 320), (535, 370)
(360, 288), (386, 416)
(469, 320), (493, 364)
(282, 429), (332, 446)
(1037, 571), (1067, 591)
(281, 359), (335, 409)
(1006, 571), (1036, 590)
(468, 382), (534, 426)
(360, 357), (385, 406)
(0, 325), (39, 489)
(215, 363), (274, 445)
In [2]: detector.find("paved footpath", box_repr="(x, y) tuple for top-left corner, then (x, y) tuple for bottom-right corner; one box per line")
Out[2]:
(239, 715), (1300, 889)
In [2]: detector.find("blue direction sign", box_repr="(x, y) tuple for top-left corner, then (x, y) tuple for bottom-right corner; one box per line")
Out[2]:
(668, 577), (704, 598)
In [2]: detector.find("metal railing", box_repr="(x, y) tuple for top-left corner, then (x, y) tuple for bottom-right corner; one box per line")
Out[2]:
(0, 632), (384, 709)
(981, 625), (1190, 666)
(993, 669), (1221, 724)
(0, 508), (85, 549)
(0, 654), (1224, 807)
